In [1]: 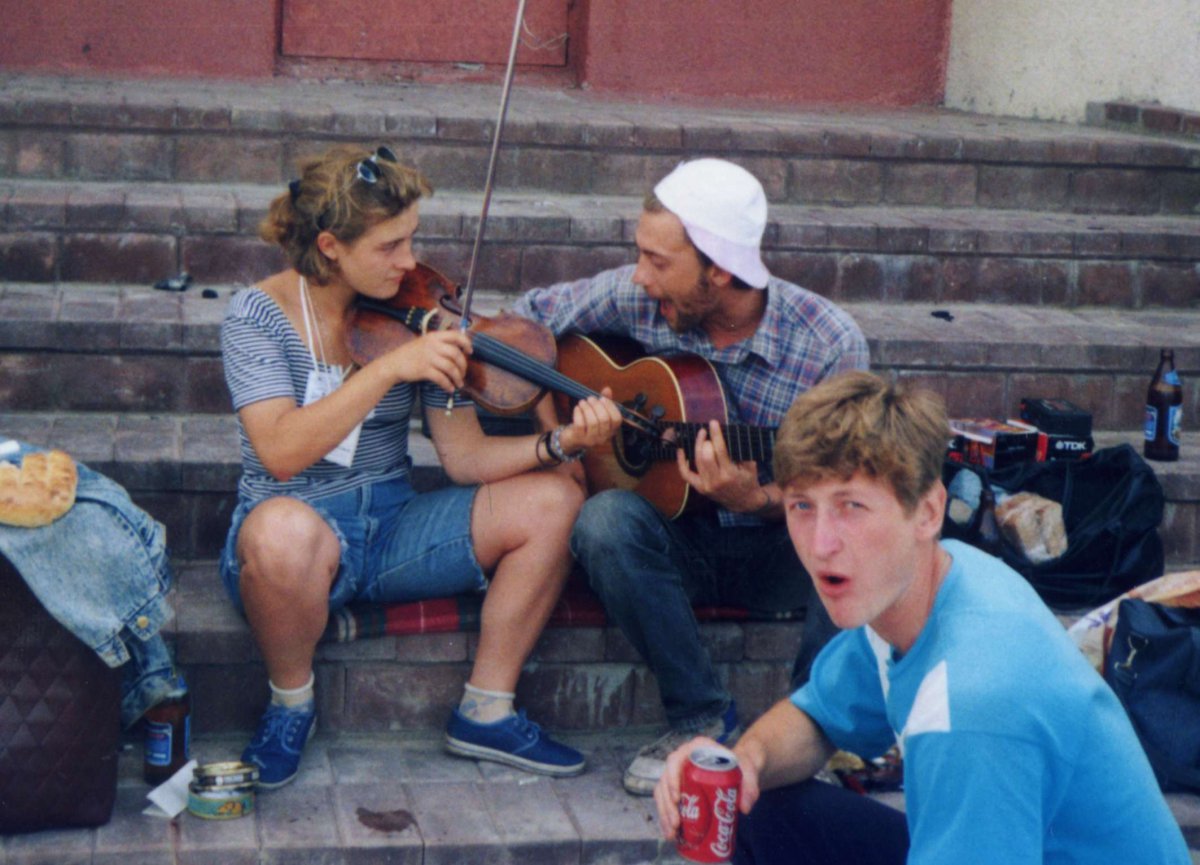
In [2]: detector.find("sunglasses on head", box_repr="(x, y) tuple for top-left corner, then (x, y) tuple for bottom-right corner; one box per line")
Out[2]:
(355, 146), (398, 184)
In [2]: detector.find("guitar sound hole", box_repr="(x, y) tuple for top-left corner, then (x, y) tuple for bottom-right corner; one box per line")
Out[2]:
(613, 424), (655, 477)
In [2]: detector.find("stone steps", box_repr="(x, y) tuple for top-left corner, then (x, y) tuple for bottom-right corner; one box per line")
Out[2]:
(3, 282), (1198, 562)
(2, 282), (1197, 420)
(4, 408), (1197, 564)
(3, 72), (1200, 307)
(3, 179), (1200, 305)
(166, 557), (799, 739)
(2, 72), (1200, 858)
(4, 74), (1199, 211)
(4, 730), (1198, 864)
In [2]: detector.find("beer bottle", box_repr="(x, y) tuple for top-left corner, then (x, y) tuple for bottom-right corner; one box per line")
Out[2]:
(143, 674), (191, 784)
(1144, 348), (1183, 462)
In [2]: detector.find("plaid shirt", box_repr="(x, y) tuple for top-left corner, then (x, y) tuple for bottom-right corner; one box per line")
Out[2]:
(512, 265), (870, 526)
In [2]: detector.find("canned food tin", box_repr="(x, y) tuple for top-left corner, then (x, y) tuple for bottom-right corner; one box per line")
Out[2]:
(678, 745), (742, 863)
(186, 781), (255, 820)
(192, 761), (259, 790)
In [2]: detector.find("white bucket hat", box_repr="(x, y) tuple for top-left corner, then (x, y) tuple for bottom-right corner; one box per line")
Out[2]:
(653, 158), (770, 289)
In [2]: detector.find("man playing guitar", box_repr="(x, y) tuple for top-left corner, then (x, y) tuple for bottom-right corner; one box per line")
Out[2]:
(512, 158), (869, 795)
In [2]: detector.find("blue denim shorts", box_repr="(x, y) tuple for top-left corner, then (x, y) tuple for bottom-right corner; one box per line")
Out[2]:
(219, 478), (485, 615)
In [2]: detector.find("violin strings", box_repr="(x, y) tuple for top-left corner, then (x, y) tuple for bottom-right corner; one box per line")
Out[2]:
(470, 332), (661, 437)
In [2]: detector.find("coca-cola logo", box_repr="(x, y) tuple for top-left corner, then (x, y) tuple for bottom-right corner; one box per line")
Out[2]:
(679, 793), (701, 822)
(709, 786), (737, 858)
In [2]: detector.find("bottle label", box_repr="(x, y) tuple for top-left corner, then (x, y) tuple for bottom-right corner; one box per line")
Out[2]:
(1144, 406), (1158, 442)
(1168, 405), (1182, 446)
(1166, 370), (1181, 386)
(145, 719), (173, 767)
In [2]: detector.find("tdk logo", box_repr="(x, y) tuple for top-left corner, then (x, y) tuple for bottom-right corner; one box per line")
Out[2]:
(1055, 440), (1088, 451)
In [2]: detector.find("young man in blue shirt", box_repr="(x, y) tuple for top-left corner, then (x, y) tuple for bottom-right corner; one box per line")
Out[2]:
(654, 370), (1189, 864)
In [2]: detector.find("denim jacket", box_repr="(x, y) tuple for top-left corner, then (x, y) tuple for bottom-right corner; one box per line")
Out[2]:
(0, 440), (177, 727)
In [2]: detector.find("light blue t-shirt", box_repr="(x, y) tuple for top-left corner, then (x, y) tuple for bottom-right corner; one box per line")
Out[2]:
(793, 539), (1189, 865)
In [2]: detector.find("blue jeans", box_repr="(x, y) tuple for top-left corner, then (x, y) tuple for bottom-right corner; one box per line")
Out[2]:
(734, 780), (909, 865)
(220, 478), (486, 615)
(570, 490), (834, 730)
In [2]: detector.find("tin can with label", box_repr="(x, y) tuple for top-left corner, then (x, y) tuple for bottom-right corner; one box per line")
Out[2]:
(187, 781), (255, 820)
(677, 745), (742, 863)
(192, 761), (259, 790)
(186, 760), (259, 820)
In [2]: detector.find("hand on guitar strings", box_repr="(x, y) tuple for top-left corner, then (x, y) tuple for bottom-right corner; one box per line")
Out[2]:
(675, 420), (767, 513)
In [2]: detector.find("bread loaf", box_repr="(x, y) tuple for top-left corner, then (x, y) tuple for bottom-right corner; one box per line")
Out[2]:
(995, 491), (1066, 564)
(0, 449), (78, 527)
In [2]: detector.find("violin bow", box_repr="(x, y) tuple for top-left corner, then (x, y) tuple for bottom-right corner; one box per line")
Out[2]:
(442, 0), (526, 413)
(457, 0), (528, 330)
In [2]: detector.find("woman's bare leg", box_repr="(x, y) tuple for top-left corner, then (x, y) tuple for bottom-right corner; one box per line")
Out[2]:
(467, 471), (584, 692)
(236, 497), (340, 690)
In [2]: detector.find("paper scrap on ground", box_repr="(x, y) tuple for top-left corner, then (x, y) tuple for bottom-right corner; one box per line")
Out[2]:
(143, 760), (198, 818)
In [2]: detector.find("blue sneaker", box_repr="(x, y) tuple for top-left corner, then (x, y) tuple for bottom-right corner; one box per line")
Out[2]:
(622, 701), (741, 796)
(444, 709), (586, 777)
(242, 701), (317, 789)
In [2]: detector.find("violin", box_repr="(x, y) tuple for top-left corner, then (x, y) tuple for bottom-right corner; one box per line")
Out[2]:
(346, 262), (553, 416)
(345, 262), (655, 435)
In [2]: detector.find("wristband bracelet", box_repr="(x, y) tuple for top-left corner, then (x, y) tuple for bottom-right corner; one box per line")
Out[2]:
(549, 425), (584, 464)
(535, 430), (560, 467)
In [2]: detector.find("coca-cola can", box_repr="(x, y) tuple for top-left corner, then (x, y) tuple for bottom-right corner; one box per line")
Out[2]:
(677, 744), (742, 863)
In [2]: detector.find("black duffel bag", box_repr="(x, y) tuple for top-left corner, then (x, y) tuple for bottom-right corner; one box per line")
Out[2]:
(0, 555), (120, 834)
(943, 444), (1165, 610)
(1106, 598), (1200, 793)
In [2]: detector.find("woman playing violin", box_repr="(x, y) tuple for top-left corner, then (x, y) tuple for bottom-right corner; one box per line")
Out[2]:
(218, 144), (620, 788)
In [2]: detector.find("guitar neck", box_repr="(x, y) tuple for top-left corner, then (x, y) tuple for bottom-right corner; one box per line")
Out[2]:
(651, 421), (776, 464)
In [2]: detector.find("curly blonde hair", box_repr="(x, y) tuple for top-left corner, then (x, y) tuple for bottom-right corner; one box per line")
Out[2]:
(773, 371), (947, 514)
(259, 144), (432, 283)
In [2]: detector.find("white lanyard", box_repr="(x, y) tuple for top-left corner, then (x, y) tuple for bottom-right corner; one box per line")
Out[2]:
(299, 276), (345, 385)
(299, 276), (361, 467)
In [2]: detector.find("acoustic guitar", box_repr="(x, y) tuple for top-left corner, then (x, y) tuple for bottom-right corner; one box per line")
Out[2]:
(553, 333), (777, 519)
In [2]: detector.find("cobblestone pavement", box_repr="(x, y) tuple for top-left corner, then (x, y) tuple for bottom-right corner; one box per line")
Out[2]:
(5, 726), (1198, 864)
(2, 728), (695, 864)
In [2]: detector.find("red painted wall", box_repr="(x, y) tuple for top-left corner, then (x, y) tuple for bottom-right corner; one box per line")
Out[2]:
(0, 0), (950, 107)
(282, 0), (568, 67)
(577, 0), (951, 106)
(0, 0), (278, 79)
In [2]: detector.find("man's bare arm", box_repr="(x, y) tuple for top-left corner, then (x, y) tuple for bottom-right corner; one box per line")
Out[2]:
(656, 697), (835, 839)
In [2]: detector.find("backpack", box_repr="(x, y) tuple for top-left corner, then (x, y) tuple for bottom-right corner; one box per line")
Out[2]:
(943, 444), (1165, 609)
(1105, 598), (1200, 793)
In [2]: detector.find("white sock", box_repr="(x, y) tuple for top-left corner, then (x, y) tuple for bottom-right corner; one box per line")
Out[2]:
(269, 672), (315, 708)
(458, 683), (515, 724)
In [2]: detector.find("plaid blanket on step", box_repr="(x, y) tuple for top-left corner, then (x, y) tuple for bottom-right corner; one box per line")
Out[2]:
(321, 573), (800, 643)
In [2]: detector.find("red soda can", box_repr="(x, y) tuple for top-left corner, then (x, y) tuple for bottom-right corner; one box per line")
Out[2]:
(677, 744), (742, 863)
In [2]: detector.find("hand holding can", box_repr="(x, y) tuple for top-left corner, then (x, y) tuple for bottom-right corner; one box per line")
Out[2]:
(677, 744), (742, 863)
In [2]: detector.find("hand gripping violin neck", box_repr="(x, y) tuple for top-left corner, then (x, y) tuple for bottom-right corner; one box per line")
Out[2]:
(347, 262), (553, 416)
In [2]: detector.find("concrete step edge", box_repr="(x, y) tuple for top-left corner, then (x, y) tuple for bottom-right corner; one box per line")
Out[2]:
(5, 178), (1200, 247)
(5, 72), (1200, 168)
(3, 285), (1200, 366)
(1, 413), (1196, 495)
